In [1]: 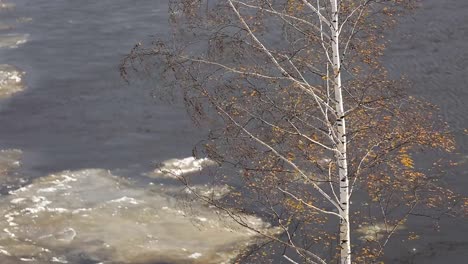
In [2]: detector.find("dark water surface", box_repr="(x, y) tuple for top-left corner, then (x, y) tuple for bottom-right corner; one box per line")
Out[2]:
(0, 0), (205, 178)
(0, 0), (466, 263)
(382, 0), (468, 262)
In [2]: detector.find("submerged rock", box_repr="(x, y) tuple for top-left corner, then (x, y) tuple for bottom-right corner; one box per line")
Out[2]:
(0, 33), (28, 49)
(0, 169), (274, 264)
(0, 64), (25, 98)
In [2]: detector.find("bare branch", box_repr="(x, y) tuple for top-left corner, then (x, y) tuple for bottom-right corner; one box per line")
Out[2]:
(227, 0), (336, 115)
(232, 0), (331, 40)
(277, 187), (344, 219)
(299, 0), (332, 28)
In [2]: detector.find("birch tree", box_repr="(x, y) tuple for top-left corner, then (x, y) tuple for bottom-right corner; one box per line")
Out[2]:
(122, 0), (462, 263)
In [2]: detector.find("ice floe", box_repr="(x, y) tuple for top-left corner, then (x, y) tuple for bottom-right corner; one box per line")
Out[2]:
(0, 33), (28, 48)
(0, 149), (21, 173)
(151, 157), (217, 178)
(0, 149), (24, 191)
(0, 65), (25, 98)
(356, 223), (406, 241)
(0, 1), (15, 11)
(157, 183), (231, 201)
(0, 169), (275, 263)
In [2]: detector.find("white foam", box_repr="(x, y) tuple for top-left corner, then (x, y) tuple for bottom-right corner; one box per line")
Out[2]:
(37, 187), (60, 193)
(0, 65), (25, 98)
(10, 197), (26, 204)
(0, 248), (11, 256)
(71, 208), (92, 214)
(3, 228), (16, 238)
(19, 258), (36, 262)
(51, 256), (68, 263)
(107, 196), (141, 205)
(188, 252), (203, 259)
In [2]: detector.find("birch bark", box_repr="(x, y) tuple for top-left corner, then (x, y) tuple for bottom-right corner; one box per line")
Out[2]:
(330, 0), (351, 263)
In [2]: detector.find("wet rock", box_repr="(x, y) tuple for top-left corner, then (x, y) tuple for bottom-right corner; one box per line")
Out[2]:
(0, 169), (275, 264)
(0, 64), (25, 98)
(0, 33), (28, 49)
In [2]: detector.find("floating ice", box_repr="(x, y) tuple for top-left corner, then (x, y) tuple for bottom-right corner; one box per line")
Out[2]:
(0, 2), (15, 10)
(0, 149), (23, 191)
(0, 65), (25, 98)
(0, 33), (28, 48)
(188, 252), (203, 259)
(16, 17), (33, 24)
(0, 149), (21, 172)
(107, 196), (141, 205)
(19, 258), (35, 262)
(356, 223), (406, 241)
(0, 169), (275, 263)
(0, 246), (10, 256)
(158, 183), (231, 201)
(51, 256), (68, 263)
(151, 157), (217, 178)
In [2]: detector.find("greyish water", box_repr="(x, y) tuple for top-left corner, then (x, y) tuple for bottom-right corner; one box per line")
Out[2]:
(0, 0), (466, 263)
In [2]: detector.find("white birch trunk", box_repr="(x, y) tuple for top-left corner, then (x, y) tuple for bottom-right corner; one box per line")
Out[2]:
(330, 0), (351, 263)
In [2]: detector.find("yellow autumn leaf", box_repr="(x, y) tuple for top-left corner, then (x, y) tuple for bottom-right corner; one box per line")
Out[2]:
(400, 153), (414, 168)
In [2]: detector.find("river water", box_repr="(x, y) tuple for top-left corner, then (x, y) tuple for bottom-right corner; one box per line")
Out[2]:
(0, 0), (466, 263)
(382, 1), (468, 262)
